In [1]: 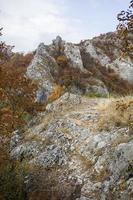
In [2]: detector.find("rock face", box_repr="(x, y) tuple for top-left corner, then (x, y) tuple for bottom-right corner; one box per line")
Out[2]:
(27, 43), (58, 101)
(11, 95), (133, 199)
(64, 43), (85, 72)
(52, 35), (65, 52)
(80, 33), (133, 85)
(91, 33), (133, 84)
(27, 33), (133, 99)
(83, 78), (109, 97)
(82, 40), (111, 66)
(108, 58), (133, 84)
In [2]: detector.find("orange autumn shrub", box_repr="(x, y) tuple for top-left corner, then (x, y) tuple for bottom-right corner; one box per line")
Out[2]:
(48, 85), (64, 102)
(0, 52), (37, 134)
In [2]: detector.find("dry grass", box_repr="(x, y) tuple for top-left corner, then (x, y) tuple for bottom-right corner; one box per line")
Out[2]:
(24, 132), (43, 141)
(91, 168), (111, 182)
(98, 96), (133, 131)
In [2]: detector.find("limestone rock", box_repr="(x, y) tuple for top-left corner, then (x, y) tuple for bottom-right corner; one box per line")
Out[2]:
(10, 130), (23, 150)
(30, 145), (67, 167)
(12, 32), (133, 199)
(85, 78), (109, 97)
(26, 33), (133, 97)
(27, 43), (58, 100)
(52, 35), (65, 52)
(108, 57), (133, 84)
(10, 141), (43, 161)
(80, 33), (133, 84)
(82, 40), (111, 66)
(64, 43), (85, 71)
(46, 92), (82, 112)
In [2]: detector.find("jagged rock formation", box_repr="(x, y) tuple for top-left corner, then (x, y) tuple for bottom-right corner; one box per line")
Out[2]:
(64, 43), (85, 72)
(10, 95), (133, 199)
(27, 43), (59, 101)
(90, 33), (133, 84)
(108, 57), (133, 83)
(27, 32), (133, 100)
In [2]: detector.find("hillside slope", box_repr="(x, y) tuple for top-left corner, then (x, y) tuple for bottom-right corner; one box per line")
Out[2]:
(11, 94), (133, 199)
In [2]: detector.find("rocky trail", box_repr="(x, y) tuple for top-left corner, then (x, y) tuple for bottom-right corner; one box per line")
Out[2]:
(10, 94), (133, 200)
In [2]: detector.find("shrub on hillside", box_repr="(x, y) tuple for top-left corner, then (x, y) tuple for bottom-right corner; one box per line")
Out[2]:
(0, 53), (37, 134)
(117, 0), (133, 58)
(0, 145), (28, 200)
(27, 167), (82, 200)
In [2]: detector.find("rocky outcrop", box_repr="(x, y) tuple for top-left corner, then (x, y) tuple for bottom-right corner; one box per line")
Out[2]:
(83, 78), (109, 97)
(80, 32), (133, 84)
(81, 40), (111, 66)
(10, 95), (133, 199)
(27, 43), (58, 101)
(27, 32), (133, 99)
(64, 43), (85, 72)
(108, 57), (133, 84)
(52, 35), (65, 52)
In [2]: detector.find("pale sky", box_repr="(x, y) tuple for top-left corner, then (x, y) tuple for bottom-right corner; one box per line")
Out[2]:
(0, 0), (130, 52)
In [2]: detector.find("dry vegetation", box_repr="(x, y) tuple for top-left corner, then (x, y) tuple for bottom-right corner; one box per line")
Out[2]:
(98, 96), (133, 131)
(99, 66), (133, 95)
(0, 53), (37, 135)
(117, 0), (133, 58)
(48, 84), (65, 102)
(92, 32), (121, 61)
(81, 48), (133, 95)
(27, 166), (82, 200)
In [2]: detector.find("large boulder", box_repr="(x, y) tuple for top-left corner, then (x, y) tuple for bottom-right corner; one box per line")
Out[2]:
(84, 78), (109, 97)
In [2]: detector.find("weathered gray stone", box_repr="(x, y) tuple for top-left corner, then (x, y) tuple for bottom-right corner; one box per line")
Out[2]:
(109, 140), (133, 182)
(10, 141), (42, 160)
(13, 32), (133, 198)
(27, 43), (58, 100)
(52, 35), (65, 52)
(31, 145), (67, 167)
(108, 57), (133, 84)
(46, 92), (82, 112)
(26, 33), (133, 100)
(85, 78), (109, 97)
(64, 43), (85, 71)
(10, 130), (23, 150)
(83, 40), (111, 66)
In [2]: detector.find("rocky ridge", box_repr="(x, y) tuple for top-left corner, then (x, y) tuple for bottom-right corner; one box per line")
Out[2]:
(10, 94), (133, 199)
(27, 32), (133, 102)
